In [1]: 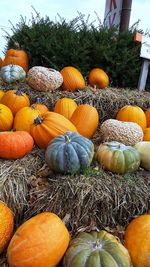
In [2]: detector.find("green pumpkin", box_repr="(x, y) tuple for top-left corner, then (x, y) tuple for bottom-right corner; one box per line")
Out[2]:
(45, 131), (94, 174)
(97, 141), (140, 174)
(1, 64), (26, 83)
(63, 230), (132, 267)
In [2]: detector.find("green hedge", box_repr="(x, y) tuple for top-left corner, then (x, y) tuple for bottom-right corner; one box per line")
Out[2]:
(4, 11), (150, 89)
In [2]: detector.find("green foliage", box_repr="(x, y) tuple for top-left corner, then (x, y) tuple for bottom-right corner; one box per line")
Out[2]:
(3, 9), (150, 89)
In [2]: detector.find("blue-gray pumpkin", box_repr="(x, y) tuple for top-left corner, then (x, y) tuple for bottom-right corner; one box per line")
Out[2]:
(1, 64), (26, 83)
(45, 131), (94, 174)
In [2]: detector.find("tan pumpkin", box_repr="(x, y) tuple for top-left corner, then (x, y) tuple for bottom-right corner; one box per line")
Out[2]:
(7, 212), (70, 267)
(116, 105), (147, 130)
(31, 98), (49, 114)
(88, 68), (109, 89)
(54, 98), (77, 119)
(0, 104), (13, 131)
(30, 112), (77, 149)
(70, 104), (99, 138)
(1, 88), (30, 115)
(0, 201), (14, 254)
(143, 128), (150, 141)
(60, 66), (85, 91)
(145, 108), (150, 127)
(13, 106), (41, 133)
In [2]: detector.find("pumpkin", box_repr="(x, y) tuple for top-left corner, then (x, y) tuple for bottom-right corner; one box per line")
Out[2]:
(0, 104), (13, 131)
(97, 141), (140, 174)
(0, 90), (5, 100)
(0, 201), (14, 254)
(31, 98), (49, 114)
(27, 67), (63, 92)
(134, 141), (150, 170)
(116, 105), (147, 130)
(7, 212), (70, 267)
(2, 46), (29, 72)
(1, 64), (26, 83)
(30, 112), (77, 149)
(1, 88), (30, 115)
(63, 230), (132, 267)
(88, 68), (109, 89)
(13, 106), (41, 133)
(0, 58), (3, 68)
(143, 128), (150, 141)
(60, 66), (85, 92)
(0, 131), (34, 159)
(70, 104), (99, 138)
(45, 131), (94, 174)
(145, 108), (150, 127)
(99, 119), (143, 146)
(54, 98), (78, 119)
(124, 214), (150, 267)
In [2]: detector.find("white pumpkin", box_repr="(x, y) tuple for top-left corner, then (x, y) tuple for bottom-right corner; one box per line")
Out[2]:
(134, 141), (150, 170)
(1, 64), (26, 83)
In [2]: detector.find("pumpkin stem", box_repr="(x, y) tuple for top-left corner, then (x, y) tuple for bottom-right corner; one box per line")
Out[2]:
(62, 213), (70, 226)
(36, 97), (42, 104)
(65, 135), (70, 143)
(14, 41), (20, 50)
(34, 116), (44, 125)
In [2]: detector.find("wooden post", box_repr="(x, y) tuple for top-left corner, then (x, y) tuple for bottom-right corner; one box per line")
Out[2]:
(119, 0), (132, 32)
(138, 59), (150, 91)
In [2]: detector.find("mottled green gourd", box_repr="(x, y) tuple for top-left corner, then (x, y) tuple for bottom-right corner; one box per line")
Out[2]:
(45, 131), (94, 174)
(63, 230), (132, 267)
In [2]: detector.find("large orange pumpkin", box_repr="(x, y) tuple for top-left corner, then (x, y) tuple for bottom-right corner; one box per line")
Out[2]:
(7, 212), (70, 267)
(124, 214), (150, 267)
(0, 131), (34, 159)
(54, 98), (78, 119)
(70, 104), (99, 138)
(30, 112), (77, 149)
(60, 66), (85, 91)
(0, 104), (13, 131)
(88, 68), (109, 89)
(0, 90), (5, 100)
(116, 105), (147, 130)
(0, 201), (14, 254)
(13, 106), (41, 133)
(3, 46), (29, 72)
(1, 89), (30, 115)
(145, 108), (150, 127)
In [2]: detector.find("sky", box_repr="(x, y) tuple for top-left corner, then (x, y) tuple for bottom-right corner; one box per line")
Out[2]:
(0, 0), (150, 58)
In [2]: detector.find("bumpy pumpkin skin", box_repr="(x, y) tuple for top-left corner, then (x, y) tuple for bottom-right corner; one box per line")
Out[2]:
(97, 141), (140, 174)
(135, 141), (150, 170)
(7, 212), (70, 267)
(2, 48), (29, 72)
(1, 89), (30, 115)
(0, 201), (14, 254)
(70, 104), (99, 138)
(63, 230), (132, 267)
(60, 66), (86, 92)
(54, 98), (78, 120)
(124, 214), (150, 267)
(88, 68), (109, 89)
(0, 104), (13, 131)
(45, 131), (94, 174)
(1, 65), (26, 83)
(116, 105), (147, 130)
(0, 131), (34, 159)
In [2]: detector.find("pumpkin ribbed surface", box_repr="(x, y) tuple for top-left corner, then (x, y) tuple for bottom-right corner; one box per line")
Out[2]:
(54, 98), (77, 119)
(88, 68), (109, 89)
(7, 212), (70, 267)
(0, 104), (13, 131)
(60, 66), (85, 92)
(0, 90), (5, 100)
(0, 201), (14, 253)
(63, 230), (132, 267)
(3, 48), (29, 72)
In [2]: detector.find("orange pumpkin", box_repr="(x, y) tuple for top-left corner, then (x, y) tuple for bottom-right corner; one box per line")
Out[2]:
(0, 131), (34, 159)
(116, 105), (147, 130)
(0, 201), (14, 254)
(124, 214), (150, 267)
(7, 212), (70, 267)
(31, 98), (49, 114)
(30, 112), (77, 149)
(54, 98), (78, 119)
(0, 58), (3, 68)
(0, 104), (13, 131)
(1, 88), (30, 115)
(60, 66), (85, 91)
(145, 108), (150, 127)
(3, 46), (29, 72)
(88, 68), (109, 89)
(13, 106), (41, 133)
(0, 90), (5, 100)
(143, 128), (150, 141)
(70, 104), (99, 138)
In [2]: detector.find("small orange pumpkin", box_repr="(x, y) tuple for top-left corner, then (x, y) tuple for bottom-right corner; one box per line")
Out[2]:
(116, 105), (147, 130)
(0, 201), (14, 254)
(31, 98), (49, 114)
(88, 68), (109, 89)
(70, 104), (99, 138)
(0, 90), (5, 100)
(30, 112), (77, 149)
(145, 108), (150, 127)
(1, 88), (30, 115)
(60, 66), (85, 91)
(0, 58), (3, 68)
(13, 106), (41, 133)
(54, 98), (78, 119)
(7, 212), (70, 267)
(0, 104), (13, 131)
